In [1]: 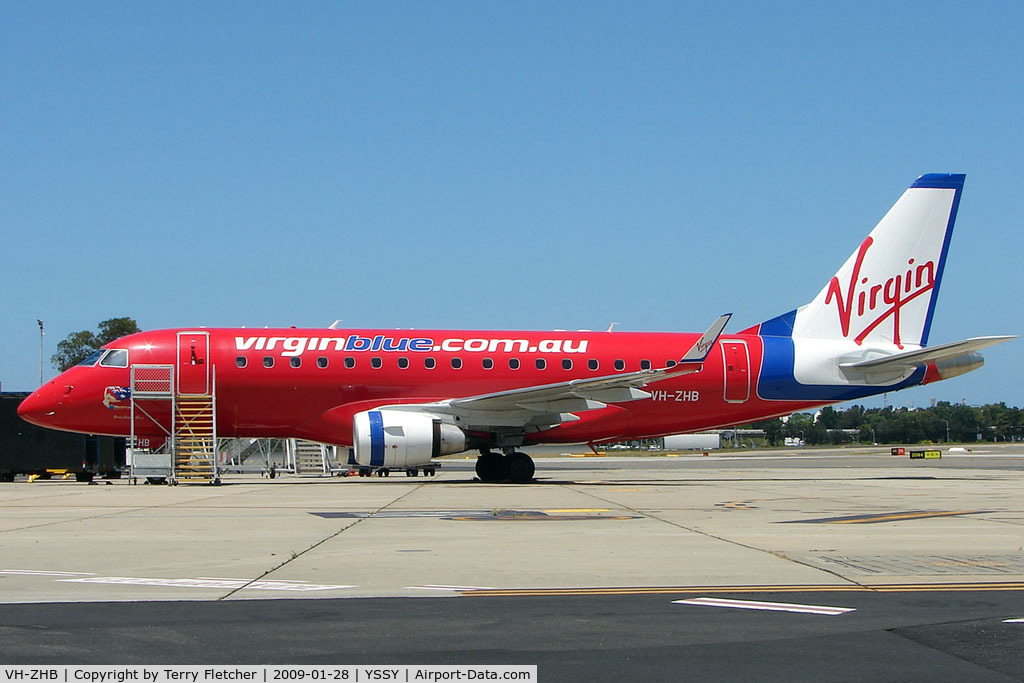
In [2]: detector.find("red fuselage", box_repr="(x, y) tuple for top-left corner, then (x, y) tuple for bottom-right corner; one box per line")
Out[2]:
(18, 327), (822, 447)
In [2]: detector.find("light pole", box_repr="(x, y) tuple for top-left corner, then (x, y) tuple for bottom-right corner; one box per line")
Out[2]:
(941, 419), (950, 443)
(36, 320), (45, 387)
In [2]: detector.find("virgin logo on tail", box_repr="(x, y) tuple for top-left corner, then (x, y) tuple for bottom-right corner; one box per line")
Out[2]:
(824, 237), (935, 349)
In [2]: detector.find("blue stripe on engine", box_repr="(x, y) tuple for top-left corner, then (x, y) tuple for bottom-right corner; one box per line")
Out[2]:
(369, 410), (385, 467)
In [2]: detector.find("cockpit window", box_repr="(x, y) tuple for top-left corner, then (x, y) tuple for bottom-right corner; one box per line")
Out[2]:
(77, 349), (106, 367)
(99, 349), (129, 368)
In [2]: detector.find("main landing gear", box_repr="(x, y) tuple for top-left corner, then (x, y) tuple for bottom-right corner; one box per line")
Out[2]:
(475, 450), (536, 484)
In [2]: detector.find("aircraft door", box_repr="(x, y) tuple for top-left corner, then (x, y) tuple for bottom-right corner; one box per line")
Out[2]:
(177, 331), (210, 395)
(721, 340), (750, 403)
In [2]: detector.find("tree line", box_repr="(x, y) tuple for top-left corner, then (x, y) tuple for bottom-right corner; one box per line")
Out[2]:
(51, 317), (140, 372)
(749, 402), (1023, 446)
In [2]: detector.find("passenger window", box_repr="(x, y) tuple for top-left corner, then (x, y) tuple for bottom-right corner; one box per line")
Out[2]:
(640, 360), (652, 370)
(344, 357), (355, 369)
(535, 359), (546, 370)
(509, 358), (520, 370)
(588, 359), (599, 371)
(398, 357), (409, 369)
(263, 357), (274, 368)
(561, 359), (572, 370)
(99, 349), (128, 368)
(482, 358), (494, 370)
(317, 357), (328, 369)
(451, 357), (463, 369)
(666, 360), (676, 368)
(425, 357), (436, 369)
(289, 357), (301, 369)
(371, 357), (382, 369)
(236, 356), (247, 369)
(614, 359), (625, 371)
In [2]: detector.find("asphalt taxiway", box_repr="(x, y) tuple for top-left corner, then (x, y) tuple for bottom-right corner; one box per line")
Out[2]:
(1, 445), (1022, 679)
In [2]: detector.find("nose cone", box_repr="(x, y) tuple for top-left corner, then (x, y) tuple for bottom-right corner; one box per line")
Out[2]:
(17, 384), (63, 428)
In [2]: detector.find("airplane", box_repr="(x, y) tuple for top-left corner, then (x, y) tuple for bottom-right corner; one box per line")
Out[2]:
(18, 173), (1015, 483)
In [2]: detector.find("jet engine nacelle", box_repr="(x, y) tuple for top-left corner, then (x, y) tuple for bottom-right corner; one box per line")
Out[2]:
(352, 410), (467, 469)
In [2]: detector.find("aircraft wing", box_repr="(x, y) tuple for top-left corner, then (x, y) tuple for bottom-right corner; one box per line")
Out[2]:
(839, 335), (1016, 371)
(379, 314), (731, 430)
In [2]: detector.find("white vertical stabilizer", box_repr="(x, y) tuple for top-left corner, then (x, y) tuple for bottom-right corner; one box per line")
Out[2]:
(791, 174), (963, 349)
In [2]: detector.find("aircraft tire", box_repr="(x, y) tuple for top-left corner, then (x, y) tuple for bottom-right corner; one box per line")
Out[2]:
(505, 452), (535, 484)
(475, 452), (504, 482)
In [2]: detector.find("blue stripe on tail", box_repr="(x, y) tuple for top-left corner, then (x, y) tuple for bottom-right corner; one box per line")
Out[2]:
(912, 174), (965, 346)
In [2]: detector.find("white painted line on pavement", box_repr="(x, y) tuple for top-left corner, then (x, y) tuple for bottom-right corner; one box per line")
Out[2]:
(1003, 618), (1024, 623)
(407, 584), (496, 591)
(197, 577), (313, 583)
(674, 597), (855, 615)
(58, 576), (355, 592)
(1, 569), (357, 593)
(0, 569), (96, 577)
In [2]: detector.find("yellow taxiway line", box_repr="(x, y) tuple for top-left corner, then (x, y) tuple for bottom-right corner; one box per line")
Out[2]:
(461, 581), (1024, 597)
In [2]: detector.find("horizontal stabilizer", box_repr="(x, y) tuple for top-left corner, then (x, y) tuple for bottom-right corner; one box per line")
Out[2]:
(840, 335), (1016, 371)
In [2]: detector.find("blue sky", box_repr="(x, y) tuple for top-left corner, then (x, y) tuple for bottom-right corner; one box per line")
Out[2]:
(2, 2), (1020, 409)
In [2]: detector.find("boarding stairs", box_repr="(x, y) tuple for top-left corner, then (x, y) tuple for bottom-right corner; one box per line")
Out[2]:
(128, 364), (220, 485)
(230, 438), (265, 466)
(174, 397), (218, 484)
(285, 439), (340, 476)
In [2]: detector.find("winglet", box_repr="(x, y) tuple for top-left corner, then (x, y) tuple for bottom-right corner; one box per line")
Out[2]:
(680, 314), (731, 362)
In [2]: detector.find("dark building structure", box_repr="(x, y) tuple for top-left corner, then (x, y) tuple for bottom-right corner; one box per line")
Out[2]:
(0, 392), (124, 481)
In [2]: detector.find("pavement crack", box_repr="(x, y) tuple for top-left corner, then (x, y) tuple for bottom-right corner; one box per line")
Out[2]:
(0, 506), (156, 534)
(561, 483), (875, 592)
(217, 483), (426, 601)
(0, 482), (257, 534)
